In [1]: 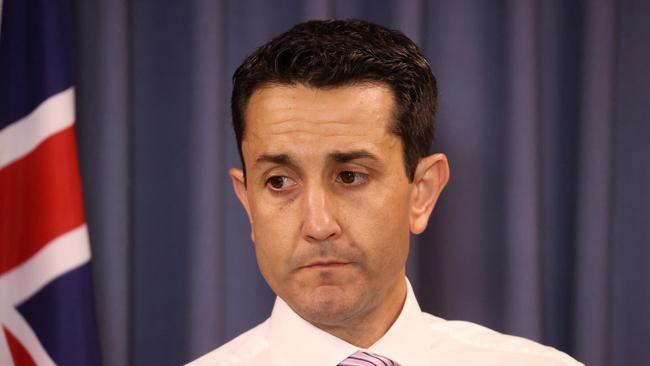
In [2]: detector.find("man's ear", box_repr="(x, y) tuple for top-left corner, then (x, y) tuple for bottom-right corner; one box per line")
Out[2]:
(409, 153), (450, 234)
(229, 168), (255, 242)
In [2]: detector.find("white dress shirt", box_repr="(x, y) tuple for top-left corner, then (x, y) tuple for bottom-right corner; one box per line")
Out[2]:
(188, 279), (583, 366)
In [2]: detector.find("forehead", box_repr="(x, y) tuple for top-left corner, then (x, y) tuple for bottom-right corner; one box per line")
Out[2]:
(242, 83), (399, 160)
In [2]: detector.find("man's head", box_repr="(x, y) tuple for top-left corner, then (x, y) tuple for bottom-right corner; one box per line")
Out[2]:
(229, 19), (449, 345)
(232, 19), (437, 182)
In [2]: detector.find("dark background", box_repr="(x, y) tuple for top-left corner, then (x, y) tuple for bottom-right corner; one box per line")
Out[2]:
(72, 0), (650, 365)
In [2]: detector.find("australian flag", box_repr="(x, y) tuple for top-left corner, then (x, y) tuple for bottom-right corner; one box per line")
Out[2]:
(0, 0), (102, 364)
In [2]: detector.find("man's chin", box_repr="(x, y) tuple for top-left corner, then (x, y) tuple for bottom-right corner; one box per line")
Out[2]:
(289, 286), (367, 327)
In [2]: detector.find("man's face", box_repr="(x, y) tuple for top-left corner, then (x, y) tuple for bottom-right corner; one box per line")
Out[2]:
(231, 83), (443, 329)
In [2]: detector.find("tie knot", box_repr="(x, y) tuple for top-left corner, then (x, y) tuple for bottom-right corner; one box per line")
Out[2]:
(338, 350), (395, 366)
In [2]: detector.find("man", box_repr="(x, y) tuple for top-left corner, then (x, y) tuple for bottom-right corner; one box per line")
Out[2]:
(189, 19), (582, 365)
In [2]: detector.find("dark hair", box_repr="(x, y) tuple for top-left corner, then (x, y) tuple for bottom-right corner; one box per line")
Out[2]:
(231, 19), (437, 181)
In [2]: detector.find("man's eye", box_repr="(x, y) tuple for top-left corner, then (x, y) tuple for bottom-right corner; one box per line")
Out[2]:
(337, 171), (368, 185)
(266, 176), (295, 191)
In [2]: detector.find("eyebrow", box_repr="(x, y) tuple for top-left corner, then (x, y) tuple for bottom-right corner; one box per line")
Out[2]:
(253, 150), (379, 168)
(328, 150), (380, 163)
(255, 153), (295, 166)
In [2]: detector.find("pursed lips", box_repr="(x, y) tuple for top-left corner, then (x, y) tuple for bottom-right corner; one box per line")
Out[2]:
(300, 260), (350, 269)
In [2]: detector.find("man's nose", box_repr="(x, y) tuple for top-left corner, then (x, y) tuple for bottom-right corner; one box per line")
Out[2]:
(300, 183), (341, 242)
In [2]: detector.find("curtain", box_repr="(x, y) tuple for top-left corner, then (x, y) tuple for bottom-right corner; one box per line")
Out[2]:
(72, 0), (650, 365)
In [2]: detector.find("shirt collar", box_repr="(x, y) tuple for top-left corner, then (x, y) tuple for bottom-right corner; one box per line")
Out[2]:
(368, 278), (433, 365)
(266, 277), (432, 366)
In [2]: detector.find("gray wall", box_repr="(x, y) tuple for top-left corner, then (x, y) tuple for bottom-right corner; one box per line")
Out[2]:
(73, 0), (650, 365)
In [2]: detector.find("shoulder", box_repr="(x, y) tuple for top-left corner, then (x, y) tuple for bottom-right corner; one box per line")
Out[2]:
(185, 321), (270, 366)
(421, 313), (584, 366)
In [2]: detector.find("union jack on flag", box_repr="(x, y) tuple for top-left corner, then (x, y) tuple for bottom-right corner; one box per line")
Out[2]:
(0, 0), (102, 365)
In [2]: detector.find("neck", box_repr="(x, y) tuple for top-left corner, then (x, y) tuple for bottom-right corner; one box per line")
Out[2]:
(316, 277), (407, 348)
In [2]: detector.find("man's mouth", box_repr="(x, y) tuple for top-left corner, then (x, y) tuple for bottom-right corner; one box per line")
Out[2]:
(301, 261), (350, 269)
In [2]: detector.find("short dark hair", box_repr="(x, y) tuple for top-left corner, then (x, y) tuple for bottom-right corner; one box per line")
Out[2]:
(231, 19), (437, 181)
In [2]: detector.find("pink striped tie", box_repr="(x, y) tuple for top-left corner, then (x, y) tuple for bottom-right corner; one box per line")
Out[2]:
(338, 350), (395, 366)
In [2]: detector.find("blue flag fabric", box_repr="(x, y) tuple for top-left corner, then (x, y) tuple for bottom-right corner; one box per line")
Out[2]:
(0, 0), (103, 364)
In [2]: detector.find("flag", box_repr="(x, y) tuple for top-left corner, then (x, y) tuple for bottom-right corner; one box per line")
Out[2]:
(0, 0), (102, 364)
